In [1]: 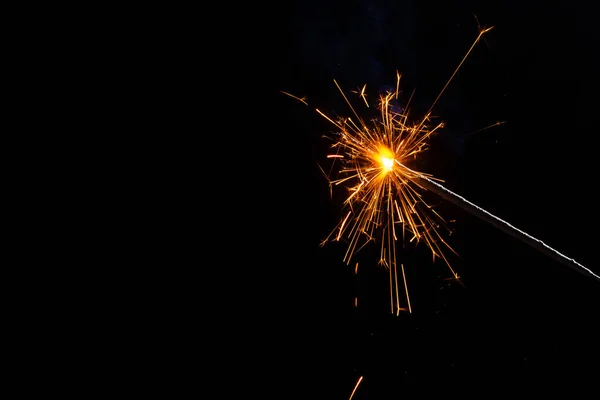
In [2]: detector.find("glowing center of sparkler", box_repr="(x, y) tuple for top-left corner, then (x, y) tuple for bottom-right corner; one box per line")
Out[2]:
(378, 146), (395, 172)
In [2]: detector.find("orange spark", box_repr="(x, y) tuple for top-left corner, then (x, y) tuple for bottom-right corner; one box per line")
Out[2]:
(352, 84), (370, 107)
(280, 90), (308, 105)
(467, 120), (506, 136)
(348, 376), (363, 400)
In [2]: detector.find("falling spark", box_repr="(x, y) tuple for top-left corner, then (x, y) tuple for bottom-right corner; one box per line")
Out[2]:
(348, 376), (363, 400)
(466, 120), (506, 136)
(280, 90), (308, 106)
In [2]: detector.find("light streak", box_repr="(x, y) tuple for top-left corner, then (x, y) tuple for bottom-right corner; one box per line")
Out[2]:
(348, 376), (363, 400)
(466, 120), (506, 137)
(280, 90), (308, 106)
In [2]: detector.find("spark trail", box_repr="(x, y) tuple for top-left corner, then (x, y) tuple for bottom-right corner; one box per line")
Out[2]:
(348, 376), (363, 400)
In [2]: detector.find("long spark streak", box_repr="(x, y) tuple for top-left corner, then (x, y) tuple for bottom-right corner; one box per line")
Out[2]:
(421, 26), (493, 127)
(401, 263), (411, 313)
(348, 376), (363, 400)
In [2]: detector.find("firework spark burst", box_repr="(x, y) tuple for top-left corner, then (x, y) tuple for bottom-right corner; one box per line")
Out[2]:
(316, 84), (454, 314)
(283, 23), (599, 316)
(301, 27), (492, 314)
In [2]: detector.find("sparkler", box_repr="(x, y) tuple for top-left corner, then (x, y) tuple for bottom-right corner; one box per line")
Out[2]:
(283, 25), (599, 315)
(313, 27), (494, 314)
(315, 81), (455, 314)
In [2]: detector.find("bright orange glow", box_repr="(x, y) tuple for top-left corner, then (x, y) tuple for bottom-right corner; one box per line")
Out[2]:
(377, 146), (395, 172)
(348, 376), (363, 400)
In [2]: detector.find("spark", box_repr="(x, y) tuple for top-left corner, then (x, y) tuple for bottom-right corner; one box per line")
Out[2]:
(280, 90), (308, 105)
(466, 120), (506, 136)
(348, 376), (363, 400)
(351, 84), (369, 107)
(423, 26), (493, 121)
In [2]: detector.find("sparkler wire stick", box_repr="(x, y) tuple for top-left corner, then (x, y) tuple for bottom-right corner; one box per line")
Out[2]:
(405, 166), (600, 282)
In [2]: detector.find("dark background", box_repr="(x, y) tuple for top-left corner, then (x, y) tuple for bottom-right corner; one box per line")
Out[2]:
(250, 0), (599, 396)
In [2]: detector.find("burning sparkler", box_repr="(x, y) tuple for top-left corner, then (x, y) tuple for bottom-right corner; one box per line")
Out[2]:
(283, 25), (599, 315)
(315, 79), (456, 315)
(312, 28), (495, 314)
